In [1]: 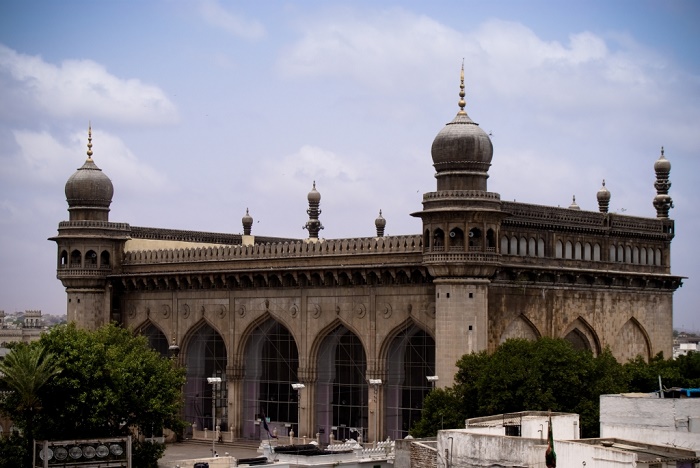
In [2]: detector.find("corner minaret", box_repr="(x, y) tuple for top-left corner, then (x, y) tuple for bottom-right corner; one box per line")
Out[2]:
(597, 180), (611, 213)
(242, 208), (254, 246)
(412, 66), (505, 387)
(50, 125), (130, 330)
(653, 147), (673, 218)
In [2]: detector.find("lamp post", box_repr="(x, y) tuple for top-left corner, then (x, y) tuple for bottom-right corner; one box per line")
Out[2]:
(368, 379), (382, 445)
(207, 376), (222, 457)
(291, 383), (305, 442)
(426, 375), (439, 390)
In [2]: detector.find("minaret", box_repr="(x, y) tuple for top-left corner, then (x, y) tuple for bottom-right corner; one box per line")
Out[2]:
(375, 210), (386, 237)
(597, 180), (610, 213)
(50, 125), (130, 330)
(242, 208), (254, 246)
(653, 147), (673, 218)
(412, 65), (505, 387)
(303, 181), (324, 241)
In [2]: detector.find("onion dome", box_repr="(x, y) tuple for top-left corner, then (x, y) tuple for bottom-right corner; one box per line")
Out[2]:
(568, 195), (581, 210)
(596, 180), (610, 213)
(375, 210), (386, 237)
(64, 125), (114, 221)
(431, 63), (493, 192)
(303, 181), (323, 239)
(654, 146), (671, 174)
(242, 208), (253, 236)
(307, 181), (321, 204)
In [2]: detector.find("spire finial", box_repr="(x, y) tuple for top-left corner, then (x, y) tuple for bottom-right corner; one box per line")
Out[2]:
(87, 123), (93, 160)
(602, 179), (606, 187)
(458, 59), (466, 114)
(661, 146), (665, 158)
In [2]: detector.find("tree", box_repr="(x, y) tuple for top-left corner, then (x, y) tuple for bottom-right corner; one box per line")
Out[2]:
(0, 343), (61, 463)
(0, 323), (186, 466)
(410, 338), (627, 438)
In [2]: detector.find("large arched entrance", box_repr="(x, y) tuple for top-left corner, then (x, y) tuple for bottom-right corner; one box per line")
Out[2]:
(184, 323), (227, 435)
(385, 324), (435, 439)
(138, 322), (169, 356)
(242, 319), (299, 440)
(316, 325), (367, 443)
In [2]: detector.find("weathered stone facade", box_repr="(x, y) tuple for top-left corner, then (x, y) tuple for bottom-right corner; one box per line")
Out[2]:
(51, 76), (681, 444)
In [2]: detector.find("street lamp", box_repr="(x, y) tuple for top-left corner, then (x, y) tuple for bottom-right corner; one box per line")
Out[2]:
(368, 379), (382, 445)
(291, 383), (305, 441)
(426, 375), (439, 389)
(207, 377), (222, 457)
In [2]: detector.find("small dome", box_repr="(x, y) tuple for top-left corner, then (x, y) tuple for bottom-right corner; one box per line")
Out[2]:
(307, 181), (321, 203)
(242, 208), (253, 235)
(64, 127), (113, 216)
(597, 180), (611, 202)
(654, 147), (671, 173)
(568, 195), (581, 210)
(375, 210), (386, 229)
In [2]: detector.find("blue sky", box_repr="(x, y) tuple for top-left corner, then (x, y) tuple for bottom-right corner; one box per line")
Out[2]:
(1, 0), (698, 331)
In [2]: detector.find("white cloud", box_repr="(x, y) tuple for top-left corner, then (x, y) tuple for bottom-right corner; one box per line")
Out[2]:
(0, 44), (178, 125)
(199, 0), (265, 40)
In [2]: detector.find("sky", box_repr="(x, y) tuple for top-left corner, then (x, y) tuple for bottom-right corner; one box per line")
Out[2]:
(0, 0), (698, 331)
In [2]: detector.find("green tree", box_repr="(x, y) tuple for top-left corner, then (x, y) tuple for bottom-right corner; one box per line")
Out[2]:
(0, 343), (61, 464)
(410, 338), (627, 438)
(0, 323), (186, 466)
(410, 388), (465, 438)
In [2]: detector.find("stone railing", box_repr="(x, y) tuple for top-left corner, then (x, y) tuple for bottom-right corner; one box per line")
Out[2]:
(123, 235), (423, 265)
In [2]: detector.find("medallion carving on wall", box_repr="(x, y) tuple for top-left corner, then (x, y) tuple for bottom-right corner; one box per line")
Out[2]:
(311, 304), (321, 319)
(161, 304), (171, 319)
(181, 304), (191, 319)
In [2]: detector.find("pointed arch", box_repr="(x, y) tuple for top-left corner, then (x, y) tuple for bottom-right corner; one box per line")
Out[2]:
(181, 320), (228, 434)
(616, 317), (652, 362)
(499, 314), (541, 344)
(313, 321), (368, 444)
(562, 317), (601, 356)
(381, 319), (435, 440)
(134, 320), (169, 356)
(241, 317), (300, 440)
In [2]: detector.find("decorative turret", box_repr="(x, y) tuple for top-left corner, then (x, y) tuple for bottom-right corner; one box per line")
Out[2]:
(242, 208), (253, 235)
(653, 147), (673, 218)
(303, 181), (324, 240)
(64, 125), (114, 221)
(568, 195), (580, 210)
(597, 180), (610, 213)
(375, 210), (386, 237)
(430, 63), (494, 192)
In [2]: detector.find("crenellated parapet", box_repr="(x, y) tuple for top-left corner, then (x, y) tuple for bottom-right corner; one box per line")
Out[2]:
(122, 235), (423, 265)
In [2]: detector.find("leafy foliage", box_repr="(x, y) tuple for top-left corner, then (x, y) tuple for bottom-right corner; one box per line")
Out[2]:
(0, 433), (28, 468)
(411, 338), (629, 438)
(0, 323), (185, 467)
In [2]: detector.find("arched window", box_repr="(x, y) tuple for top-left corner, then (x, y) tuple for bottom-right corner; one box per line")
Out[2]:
(433, 229), (445, 251)
(625, 246), (632, 264)
(647, 247), (654, 265)
(185, 324), (227, 434)
(538, 239), (545, 257)
(617, 245), (624, 262)
(316, 326), (367, 444)
(555, 240), (563, 258)
(139, 323), (169, 356)
(593, 243), (601, 261)
(632, 247), (639, 264)
(423, 229), (430, 250)
(574, 242), (582, 260)
(468, 227), (481, 251)
(450, 228), (465, 251)
(528, 238), (536, 257)
(583, 243), (592, 261)
(486, 229), (496, 250)
(243, 320), (299, 439)
(101, 250), (111, 268)
(500, 236), (509, 254)
(385, 325), (435, 440)
(609, 245), (616, 262)
(60, 250), (68, 267)
(85, 250), (97, 267)
(519, 237), (527, 256)
(565, 241), (573, 259)
(510, 237), (518, 255)
(655, 249), (662, 266)
(70, 249), (81, 267)
(640, 247), (647, 265)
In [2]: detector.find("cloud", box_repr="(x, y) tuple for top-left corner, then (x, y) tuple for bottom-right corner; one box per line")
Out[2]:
(199, 0), (265, 40)
(0, 44), (178, 125)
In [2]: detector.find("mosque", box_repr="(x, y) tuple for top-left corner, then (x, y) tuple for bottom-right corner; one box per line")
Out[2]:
(51, 69), (681, 443)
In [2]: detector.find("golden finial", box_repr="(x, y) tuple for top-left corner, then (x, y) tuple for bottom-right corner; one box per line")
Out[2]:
(458, 59), (466, 114)
(87, 123), (93, 161)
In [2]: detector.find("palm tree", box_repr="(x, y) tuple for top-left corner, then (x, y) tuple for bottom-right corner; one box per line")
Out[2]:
(0, 344), (61, 447)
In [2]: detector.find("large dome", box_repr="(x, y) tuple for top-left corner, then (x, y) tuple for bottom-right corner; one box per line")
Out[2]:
(64, 127), (114, 221)
(430, 67), (493, 192)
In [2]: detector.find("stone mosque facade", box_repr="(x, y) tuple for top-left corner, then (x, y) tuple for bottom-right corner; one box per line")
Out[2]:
(51, 71), (681, 443)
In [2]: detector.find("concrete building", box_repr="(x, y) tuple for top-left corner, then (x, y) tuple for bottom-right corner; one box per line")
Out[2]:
(600, 393), (700, 454)
(51, 69), (682, 443)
